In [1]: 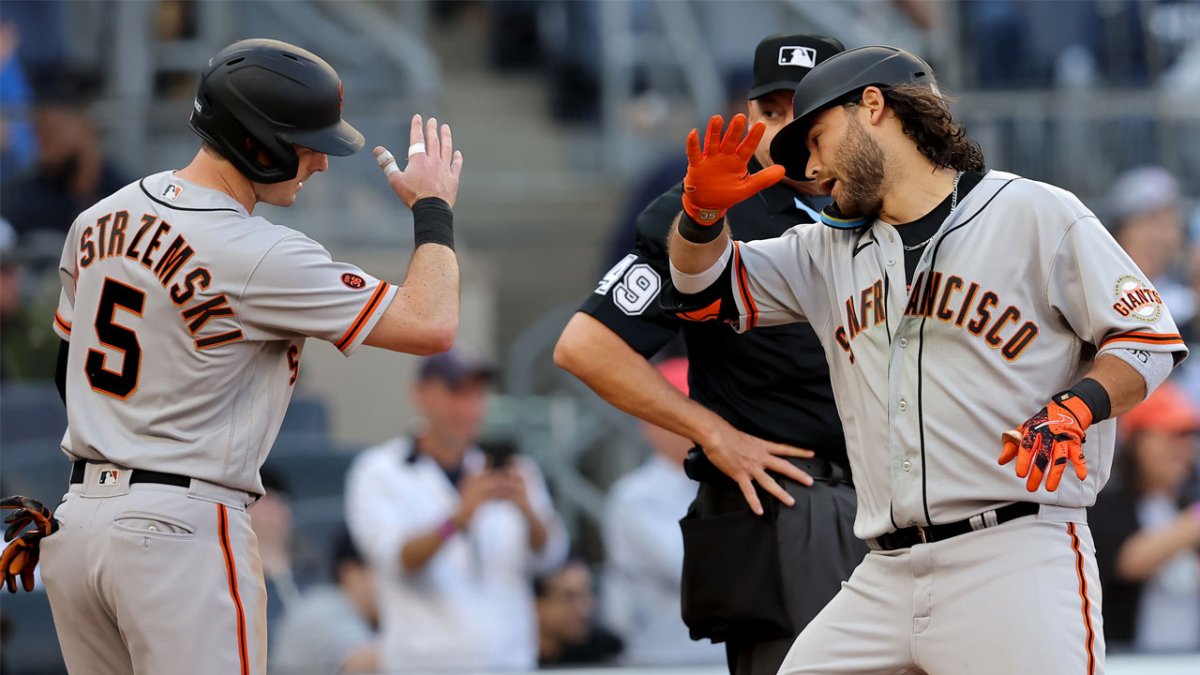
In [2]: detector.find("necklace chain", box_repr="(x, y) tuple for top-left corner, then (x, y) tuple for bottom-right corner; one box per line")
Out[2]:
(903, 171), (963, 252)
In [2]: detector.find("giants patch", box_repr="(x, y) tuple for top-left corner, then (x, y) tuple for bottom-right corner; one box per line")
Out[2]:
(1112, 275), (1163, 322)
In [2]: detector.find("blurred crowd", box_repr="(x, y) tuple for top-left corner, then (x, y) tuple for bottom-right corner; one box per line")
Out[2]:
(2, 0), (1199, 672)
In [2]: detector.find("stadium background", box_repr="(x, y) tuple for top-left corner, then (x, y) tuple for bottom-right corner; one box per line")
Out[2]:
(0, 0), (1197, 673)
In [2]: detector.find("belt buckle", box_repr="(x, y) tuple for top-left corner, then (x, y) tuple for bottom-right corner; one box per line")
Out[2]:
(916, 526), (927, 544)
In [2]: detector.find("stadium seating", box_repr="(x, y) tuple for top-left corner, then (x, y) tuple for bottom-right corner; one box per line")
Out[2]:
(0, 590), (67, 674)
(0, 382), (66, 446)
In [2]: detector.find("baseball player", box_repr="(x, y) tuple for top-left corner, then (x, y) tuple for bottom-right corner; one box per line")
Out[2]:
(0, 38), (462, 675)
(555, 34), (865, 674)
(665, 46), (1187, 674)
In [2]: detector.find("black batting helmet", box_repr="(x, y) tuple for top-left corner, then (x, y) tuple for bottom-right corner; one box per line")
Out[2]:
(189, 38), (365, 184)
(770, 46), (937, 181)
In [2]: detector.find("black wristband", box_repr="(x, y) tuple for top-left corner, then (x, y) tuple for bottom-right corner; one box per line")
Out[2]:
(1061, 378), (1112, 422)
(412, 197), (454, 251)
(677, 212), (725, 244)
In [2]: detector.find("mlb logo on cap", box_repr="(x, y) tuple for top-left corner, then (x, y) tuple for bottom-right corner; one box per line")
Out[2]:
(779, 46), (817, 68)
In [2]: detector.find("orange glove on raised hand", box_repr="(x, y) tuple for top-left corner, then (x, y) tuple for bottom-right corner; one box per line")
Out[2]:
(999, 392), (1094, 492)
(682, 114), (787, 226)
(1, 495), (60, 593)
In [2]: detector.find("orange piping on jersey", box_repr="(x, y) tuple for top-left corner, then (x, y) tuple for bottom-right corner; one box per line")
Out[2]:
(678, 298), (721, 322)
(1068, 523), (1097, 675)
(218, 504), (250, 675)
(336, 281), (390, 352)
(54, 311), (72, 335)
(1099, 330), (1182, 349)
(732, 243), (758, 329)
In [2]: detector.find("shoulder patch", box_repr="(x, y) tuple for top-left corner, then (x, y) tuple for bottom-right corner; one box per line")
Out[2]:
(342, 273), (367, 289)
(1112, 275), (1163, 323)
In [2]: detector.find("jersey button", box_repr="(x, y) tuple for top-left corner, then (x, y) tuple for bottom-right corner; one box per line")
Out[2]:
(898, 338), (908, 348)
(887, 258), (896, 266)
(898, 400), (908, 412)
(902, 459), (912, 472)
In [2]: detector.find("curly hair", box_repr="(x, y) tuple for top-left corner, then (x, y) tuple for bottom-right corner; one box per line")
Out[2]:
(854, 84), (985, 173)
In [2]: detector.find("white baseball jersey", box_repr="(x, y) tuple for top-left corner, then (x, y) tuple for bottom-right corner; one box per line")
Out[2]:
(53, 171), (397, 494)
(674, 170), (1187, 540)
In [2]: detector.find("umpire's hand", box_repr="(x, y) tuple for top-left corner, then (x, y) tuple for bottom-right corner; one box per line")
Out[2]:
(375, 114), (464, 208)
(703, 422), (815, 515)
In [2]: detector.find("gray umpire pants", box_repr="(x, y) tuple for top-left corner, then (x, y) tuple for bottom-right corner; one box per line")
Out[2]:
(698, 473), (866, 675)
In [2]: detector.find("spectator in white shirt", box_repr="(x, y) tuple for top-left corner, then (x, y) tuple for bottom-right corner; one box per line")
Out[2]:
(602, 358), (726, 666)
(345, 347), (568, 672)
(273, 527), (380, 673)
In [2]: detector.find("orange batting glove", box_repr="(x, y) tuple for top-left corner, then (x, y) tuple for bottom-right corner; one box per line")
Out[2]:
(999, 393), (1093, 492)
(682, 114), (786, 225)
(1, 495), (60, 593)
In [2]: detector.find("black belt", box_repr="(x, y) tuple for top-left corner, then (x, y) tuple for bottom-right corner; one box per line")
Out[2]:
(869, 502), (1040, 551)
(684, 447), (852, 487)
(70, 460), (192, 489)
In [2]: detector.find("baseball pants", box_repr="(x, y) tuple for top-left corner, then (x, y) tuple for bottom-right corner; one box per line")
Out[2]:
(39, 461), (266, 675)
(777, 505), (1104, 675)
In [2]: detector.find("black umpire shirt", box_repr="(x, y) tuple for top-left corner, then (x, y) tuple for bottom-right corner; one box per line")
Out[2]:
(580, 159), (847, 468)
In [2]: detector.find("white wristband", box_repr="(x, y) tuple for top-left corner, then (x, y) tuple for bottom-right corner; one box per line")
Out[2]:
(1108, 348), (1174, 397)
(670, 239), (733, 295)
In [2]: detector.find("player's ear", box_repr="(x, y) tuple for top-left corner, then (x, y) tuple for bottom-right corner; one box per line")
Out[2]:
(860, 87), (887, 125)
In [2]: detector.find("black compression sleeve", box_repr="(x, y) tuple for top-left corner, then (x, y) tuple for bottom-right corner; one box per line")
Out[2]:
(55, 339), (68, 406)
(412, 197), (454, 250)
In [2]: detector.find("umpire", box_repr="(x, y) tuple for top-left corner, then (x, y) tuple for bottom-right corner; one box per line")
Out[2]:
(555, 34), (864, 675)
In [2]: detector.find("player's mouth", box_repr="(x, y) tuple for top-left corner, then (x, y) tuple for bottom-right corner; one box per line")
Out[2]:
(819, 177), (837, 197)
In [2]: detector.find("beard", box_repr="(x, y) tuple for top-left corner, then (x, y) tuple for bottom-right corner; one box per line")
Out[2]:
(832, 115), (888, 217)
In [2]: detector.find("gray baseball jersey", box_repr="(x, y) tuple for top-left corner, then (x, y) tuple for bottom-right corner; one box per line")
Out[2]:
(674, 170), (1186, 540)
(53, 171), (397, 494)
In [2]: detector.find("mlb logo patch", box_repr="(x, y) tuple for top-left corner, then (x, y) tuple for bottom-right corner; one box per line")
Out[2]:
(778, 46), (817, 68)
(98, 470), (120, 486)
(162, 184), (184, 201)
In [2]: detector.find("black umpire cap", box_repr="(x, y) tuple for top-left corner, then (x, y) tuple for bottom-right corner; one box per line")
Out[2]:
(747, 34), (846, 100)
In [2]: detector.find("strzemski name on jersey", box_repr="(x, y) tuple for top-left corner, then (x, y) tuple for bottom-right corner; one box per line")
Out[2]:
(77, 210), (238, 349)
(834, 271), (1039, 364)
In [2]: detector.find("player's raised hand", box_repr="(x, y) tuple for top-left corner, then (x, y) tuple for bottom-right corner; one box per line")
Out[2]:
(375, 114), (464, 208)
(682, 114), (787, 225)
(702, 422), (815, 516)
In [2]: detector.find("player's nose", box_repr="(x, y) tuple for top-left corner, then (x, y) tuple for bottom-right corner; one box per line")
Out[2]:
(806, 155), (822, 181)
(311, 152), (329, 173)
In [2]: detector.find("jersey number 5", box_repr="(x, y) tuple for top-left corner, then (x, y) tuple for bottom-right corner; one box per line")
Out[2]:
(86, 278), (145, 399)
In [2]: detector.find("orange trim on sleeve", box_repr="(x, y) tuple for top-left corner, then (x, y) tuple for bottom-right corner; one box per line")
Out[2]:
(1067, 523), (1097, 675)
(217, 504), (250, 675)
(732, 243), (758, 329)
(54, 311), (72, 335)
(335, 281), (390, 352)
(1099, 330), (1183, 349)
(678, 298), (722, 322)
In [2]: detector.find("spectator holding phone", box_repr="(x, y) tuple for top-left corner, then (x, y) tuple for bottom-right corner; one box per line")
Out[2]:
(345, 346), (568, 671)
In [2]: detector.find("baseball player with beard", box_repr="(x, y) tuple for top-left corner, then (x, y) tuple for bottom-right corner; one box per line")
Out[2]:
(665, 46), (1186, 674)
(1, 38), (462, 675)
